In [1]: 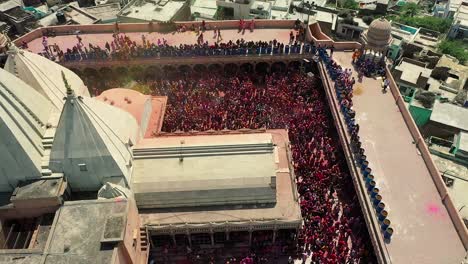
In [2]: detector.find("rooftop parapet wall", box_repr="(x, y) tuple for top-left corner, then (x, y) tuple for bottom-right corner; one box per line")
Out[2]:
(385, 65), (468, 249)
(307, 22), (362, 51)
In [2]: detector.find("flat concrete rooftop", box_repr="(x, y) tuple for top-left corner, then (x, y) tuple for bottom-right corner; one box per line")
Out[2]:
(132, 133), (278, 208)
(329, 51), (467, 263)
(139, 130), (302, 229)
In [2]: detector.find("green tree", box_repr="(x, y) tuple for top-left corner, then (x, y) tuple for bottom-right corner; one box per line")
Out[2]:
(342, 0), (359, 10)
(438, 40), (468, 64)
(401, 2), (420, 17)
(362, 16), (374, 25)
(396, 16), (452, 33)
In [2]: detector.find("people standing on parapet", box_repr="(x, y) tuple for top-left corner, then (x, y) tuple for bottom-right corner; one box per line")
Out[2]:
(249, 19), (255, 32)
(382, 77), (389, 92)
(42, 36), (48, 53)
(217, 28), (222, 42)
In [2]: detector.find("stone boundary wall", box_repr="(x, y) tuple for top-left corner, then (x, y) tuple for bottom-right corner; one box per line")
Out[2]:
(385, 66), (468, 249)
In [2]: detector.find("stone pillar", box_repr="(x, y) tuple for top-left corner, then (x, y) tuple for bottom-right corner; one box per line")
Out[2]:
(187, 231), (192, 248)
(272, 229), (277, 244)
(225, 230), (230, 241)
(171, 233), (177, 246)
(248, 231), (253, 247)
(295, 227), (300, 245)
(210, 232), (215, 246)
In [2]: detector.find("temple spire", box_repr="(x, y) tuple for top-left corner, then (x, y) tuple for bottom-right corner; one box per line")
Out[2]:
(62, 71), (74, 99)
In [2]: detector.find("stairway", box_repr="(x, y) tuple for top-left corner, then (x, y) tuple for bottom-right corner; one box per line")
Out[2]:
(40, 128), (56, 176)
(0, 83), (45, 128)
(139, 227), (150, 264)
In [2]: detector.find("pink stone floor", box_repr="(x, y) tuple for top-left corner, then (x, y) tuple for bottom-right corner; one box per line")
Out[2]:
(26, 29), (294, 53)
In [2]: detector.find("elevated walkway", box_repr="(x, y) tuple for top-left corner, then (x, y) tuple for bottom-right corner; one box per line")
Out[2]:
(319, 51), (467, 264)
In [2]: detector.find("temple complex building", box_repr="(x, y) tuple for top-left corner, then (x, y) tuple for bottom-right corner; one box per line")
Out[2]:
(0, 19), (466, 264)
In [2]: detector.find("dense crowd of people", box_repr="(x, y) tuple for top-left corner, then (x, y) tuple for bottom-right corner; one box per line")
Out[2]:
(352, 49), (386, 80)
(105, 54), (374, 263)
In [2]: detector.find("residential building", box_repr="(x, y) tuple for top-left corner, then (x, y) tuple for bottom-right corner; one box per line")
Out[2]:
(117, 0), (190, 23)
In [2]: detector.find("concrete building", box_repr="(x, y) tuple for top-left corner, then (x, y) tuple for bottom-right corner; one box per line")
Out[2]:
(335, 16), (368, 40)
(392, 57), (432, 99)
(135, 130), (302, 249)
(118, 0), (190, 23)
(83, 3), (121, 24)
(190, 0), (218, 20)
(37, 3), (100, 26)
(357, 0), (389, 15)
(0, 181), (148, 264)
(426, 100), (468, 138)
(0, 0), (34, 35)
(216, 0), (271, 19)
(216, 0), (253, 19)
(448, 0), (468, 39)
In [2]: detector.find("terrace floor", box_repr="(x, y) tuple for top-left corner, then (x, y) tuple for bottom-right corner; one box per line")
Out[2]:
(26, 28), (294, 54)
(330, 51), (466, 263)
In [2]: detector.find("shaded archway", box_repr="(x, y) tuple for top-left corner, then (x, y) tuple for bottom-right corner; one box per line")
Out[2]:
(99, 67), (113, 79)
(83, 67), (99, 78)
(240, 63), (254, 74)
(163, 65), (177, 79)
(194, 64), (207, 73)
(288, 61), (301, 71)
(178, 65), (192, 74)
(144, 66), (161, 80)
(208, 64), (222, 74)
(255, 62), (270, 75)
(82, 68), (100, 91)
(130, 66), (144, 80)
(271, 61), (286, 73)
(224, 63), (238, 75)
(115, 67), (129, 76)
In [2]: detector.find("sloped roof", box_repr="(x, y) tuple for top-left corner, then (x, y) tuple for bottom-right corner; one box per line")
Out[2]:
(49, 84), (139, 191)
(0, 68), (53, 191)
(4, 48), (90, 111)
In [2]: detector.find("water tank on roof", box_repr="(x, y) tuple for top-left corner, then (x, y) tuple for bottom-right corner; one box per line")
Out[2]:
(56, 11), (66, 24)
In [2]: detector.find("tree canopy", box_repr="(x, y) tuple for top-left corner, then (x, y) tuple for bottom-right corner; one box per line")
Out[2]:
(342, 0), (359, 10)
(401, 2), (420, 17)
(438, 40), (468, 64)
(396, 16), (452, 33)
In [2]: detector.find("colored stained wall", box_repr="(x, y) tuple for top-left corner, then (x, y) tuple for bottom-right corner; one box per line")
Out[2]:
(409, 104), (432, 127)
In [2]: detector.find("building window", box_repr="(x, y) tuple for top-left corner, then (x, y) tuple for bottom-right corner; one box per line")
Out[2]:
(78, 163), (87, 171)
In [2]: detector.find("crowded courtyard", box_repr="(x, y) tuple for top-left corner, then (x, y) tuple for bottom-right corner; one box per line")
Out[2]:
(71, 52), (377, 263)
